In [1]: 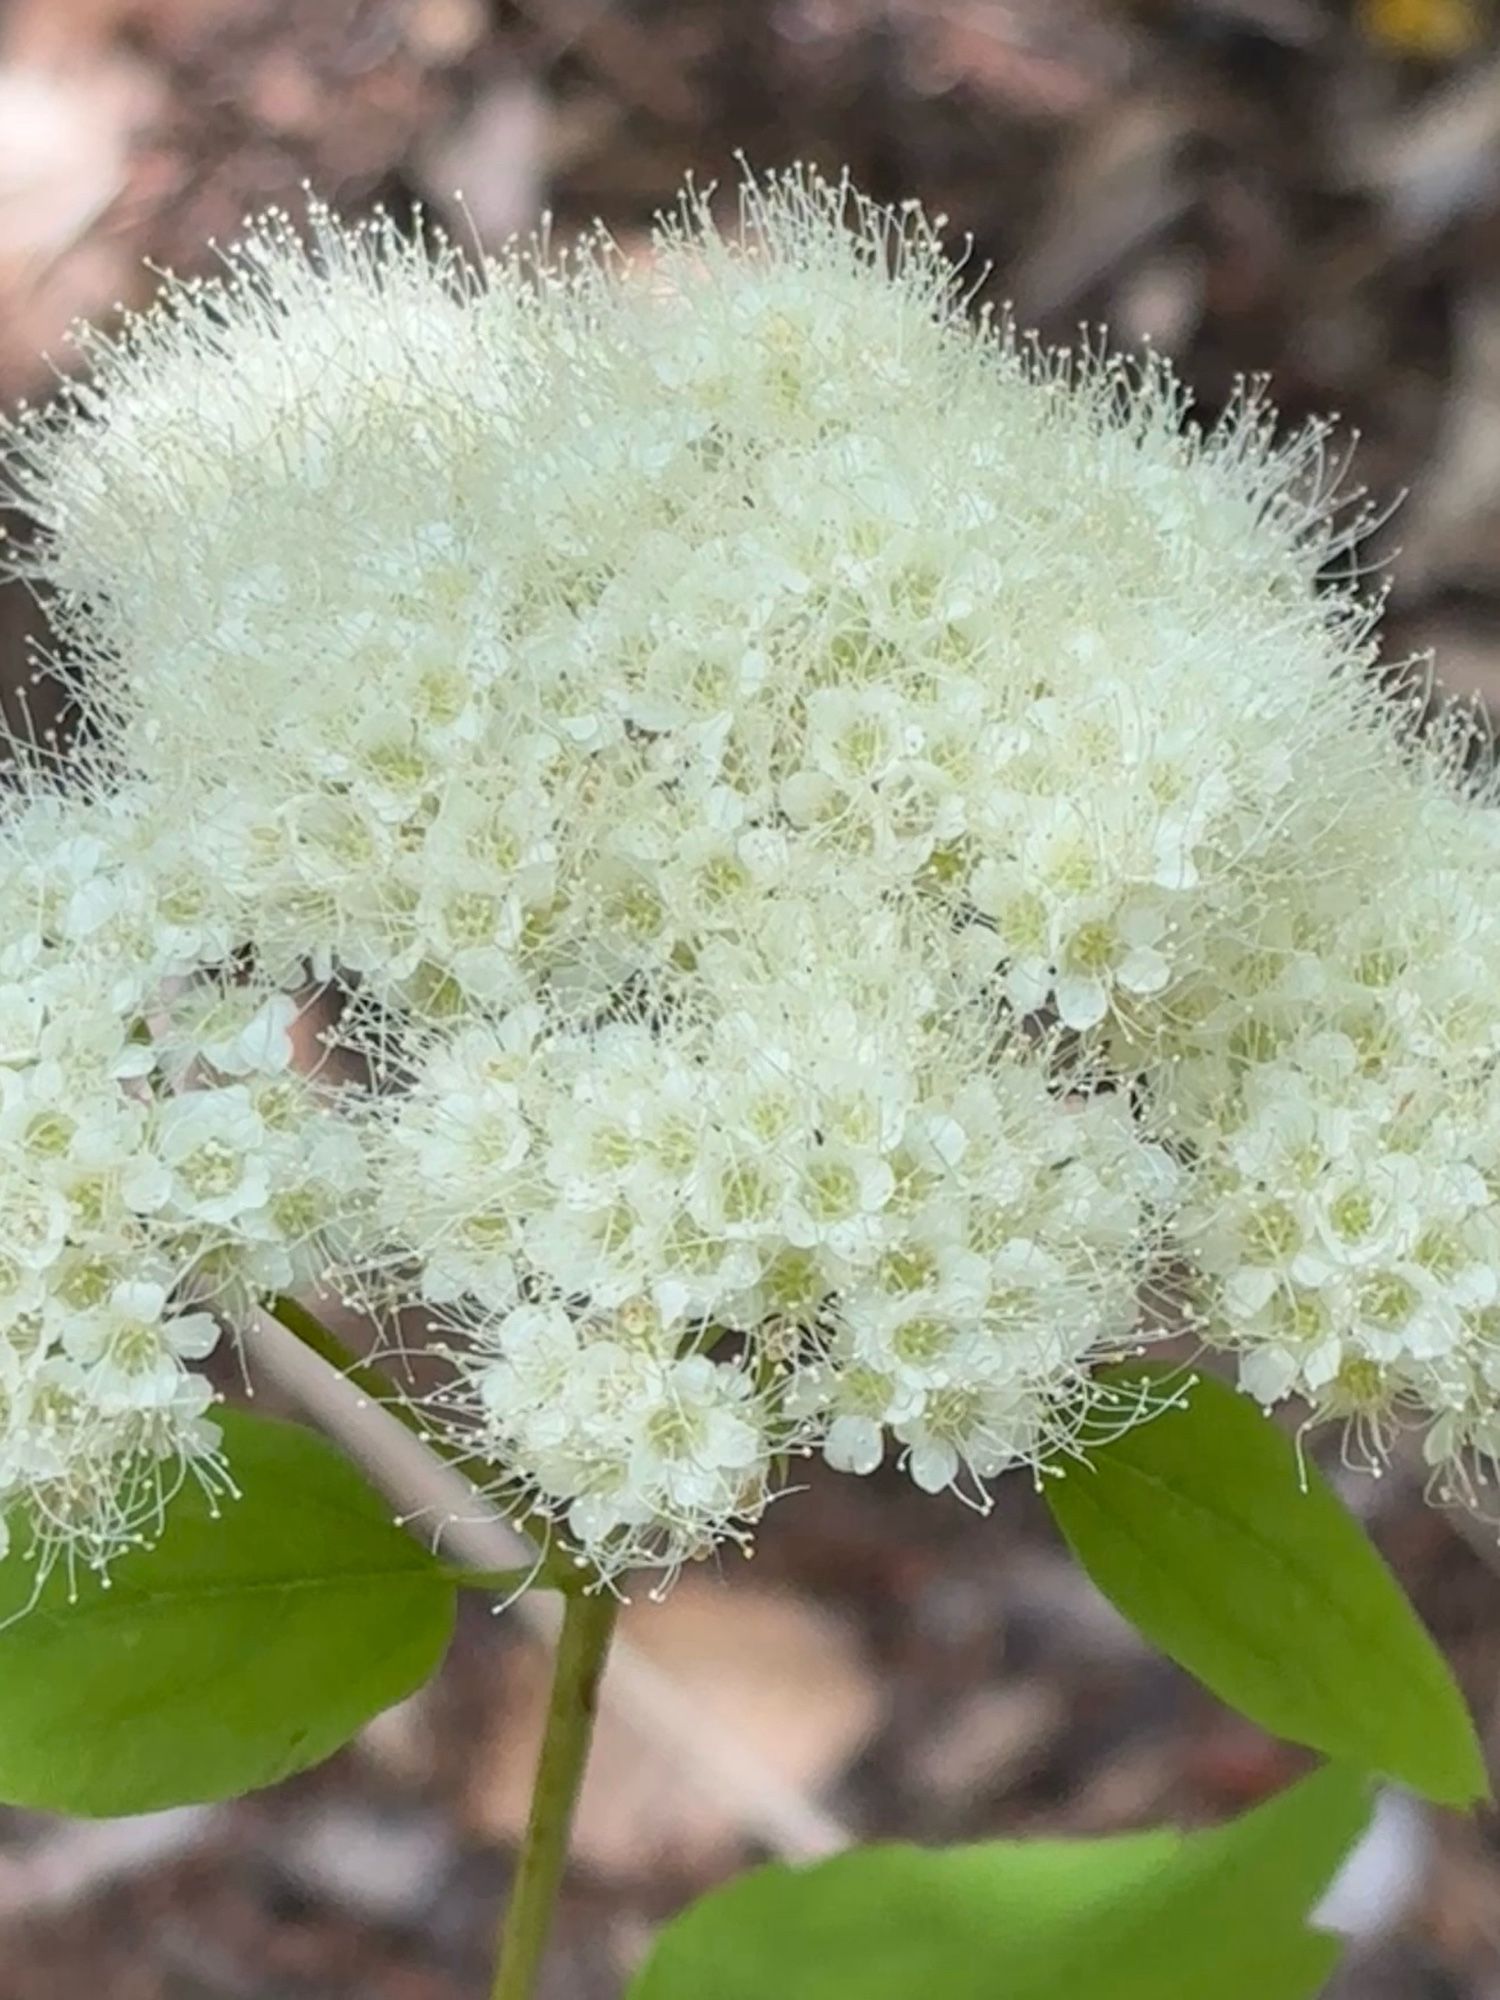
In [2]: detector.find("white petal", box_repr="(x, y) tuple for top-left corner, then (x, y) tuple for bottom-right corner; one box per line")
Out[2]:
(825, 1415), (884, 1476)
(908, 1438), (959, 1493)
(1054, 974), (1108, 1031)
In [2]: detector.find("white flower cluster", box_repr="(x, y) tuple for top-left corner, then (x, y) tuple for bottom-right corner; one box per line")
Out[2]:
(0, 780), (364, 1576)
(4, 167), (1499, 1580)
(6, 185), (1387, 1034)
(1168, 771), (1500, 1485)
(378, 901), (1172, 1565)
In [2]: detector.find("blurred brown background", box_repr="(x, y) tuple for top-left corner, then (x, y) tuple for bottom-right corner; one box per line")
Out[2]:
(4, 1), (1500, 1995)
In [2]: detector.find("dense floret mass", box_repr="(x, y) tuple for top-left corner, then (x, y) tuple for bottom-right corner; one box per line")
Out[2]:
(0, 779), (363, 1576)
(375, 897), (1174, 1564)
(3, 169), (1499, 1583)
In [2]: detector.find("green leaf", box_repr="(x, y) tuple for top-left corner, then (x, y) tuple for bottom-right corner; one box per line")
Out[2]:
(1046, 1365), (1486, 1806)
(0, 1408), (457, 1815)
(628, 1764), (1370, 2000)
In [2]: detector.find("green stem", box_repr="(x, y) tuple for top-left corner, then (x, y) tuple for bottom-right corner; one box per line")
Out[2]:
(266, 1293), (584, 1595)
(491, 1587), (620, 2000)
(268, 1296), (619, 1988)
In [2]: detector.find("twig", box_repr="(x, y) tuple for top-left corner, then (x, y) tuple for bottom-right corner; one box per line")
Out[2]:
(0, 1807), (220, 1924)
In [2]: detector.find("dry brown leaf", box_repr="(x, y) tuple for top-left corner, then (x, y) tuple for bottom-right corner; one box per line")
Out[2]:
(415, 72), (549, 246)
(357, 1684), (444, 1791)
(1390, 288), (1500, 599)
(467, 1579), (883, 1886)
(0, 57), (162, 394)
(908, 1682), (1065, 1805)
(1008, 94), (1193, 320)
(403, 0), (488, 65)
(0, 0), (137, 66)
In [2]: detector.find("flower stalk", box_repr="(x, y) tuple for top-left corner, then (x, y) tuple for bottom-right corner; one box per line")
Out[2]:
(491, 1585), (620, 2000)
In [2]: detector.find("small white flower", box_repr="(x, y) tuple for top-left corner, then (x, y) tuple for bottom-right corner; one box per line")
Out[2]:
(183, 989), (300, 1078)
(62, 1280), (219, 1410)
(156, 1087), (271, 1225)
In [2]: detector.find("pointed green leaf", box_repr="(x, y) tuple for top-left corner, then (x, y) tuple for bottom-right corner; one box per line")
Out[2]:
(628, 1764), (1370, 2000)
(0, 1409), (457, 1815)
(1046, 1366), (1486, 1806)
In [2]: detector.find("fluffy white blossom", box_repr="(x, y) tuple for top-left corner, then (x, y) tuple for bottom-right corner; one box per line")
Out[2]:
(1165, 760), (1500, 1488)
(0, 779), (367, 1577)
(446, 1298), (776, 1574)
(4, 173), (1394, 1038)
(6, 166), (1500, 1582)
(379, 898), (1175, 1570)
